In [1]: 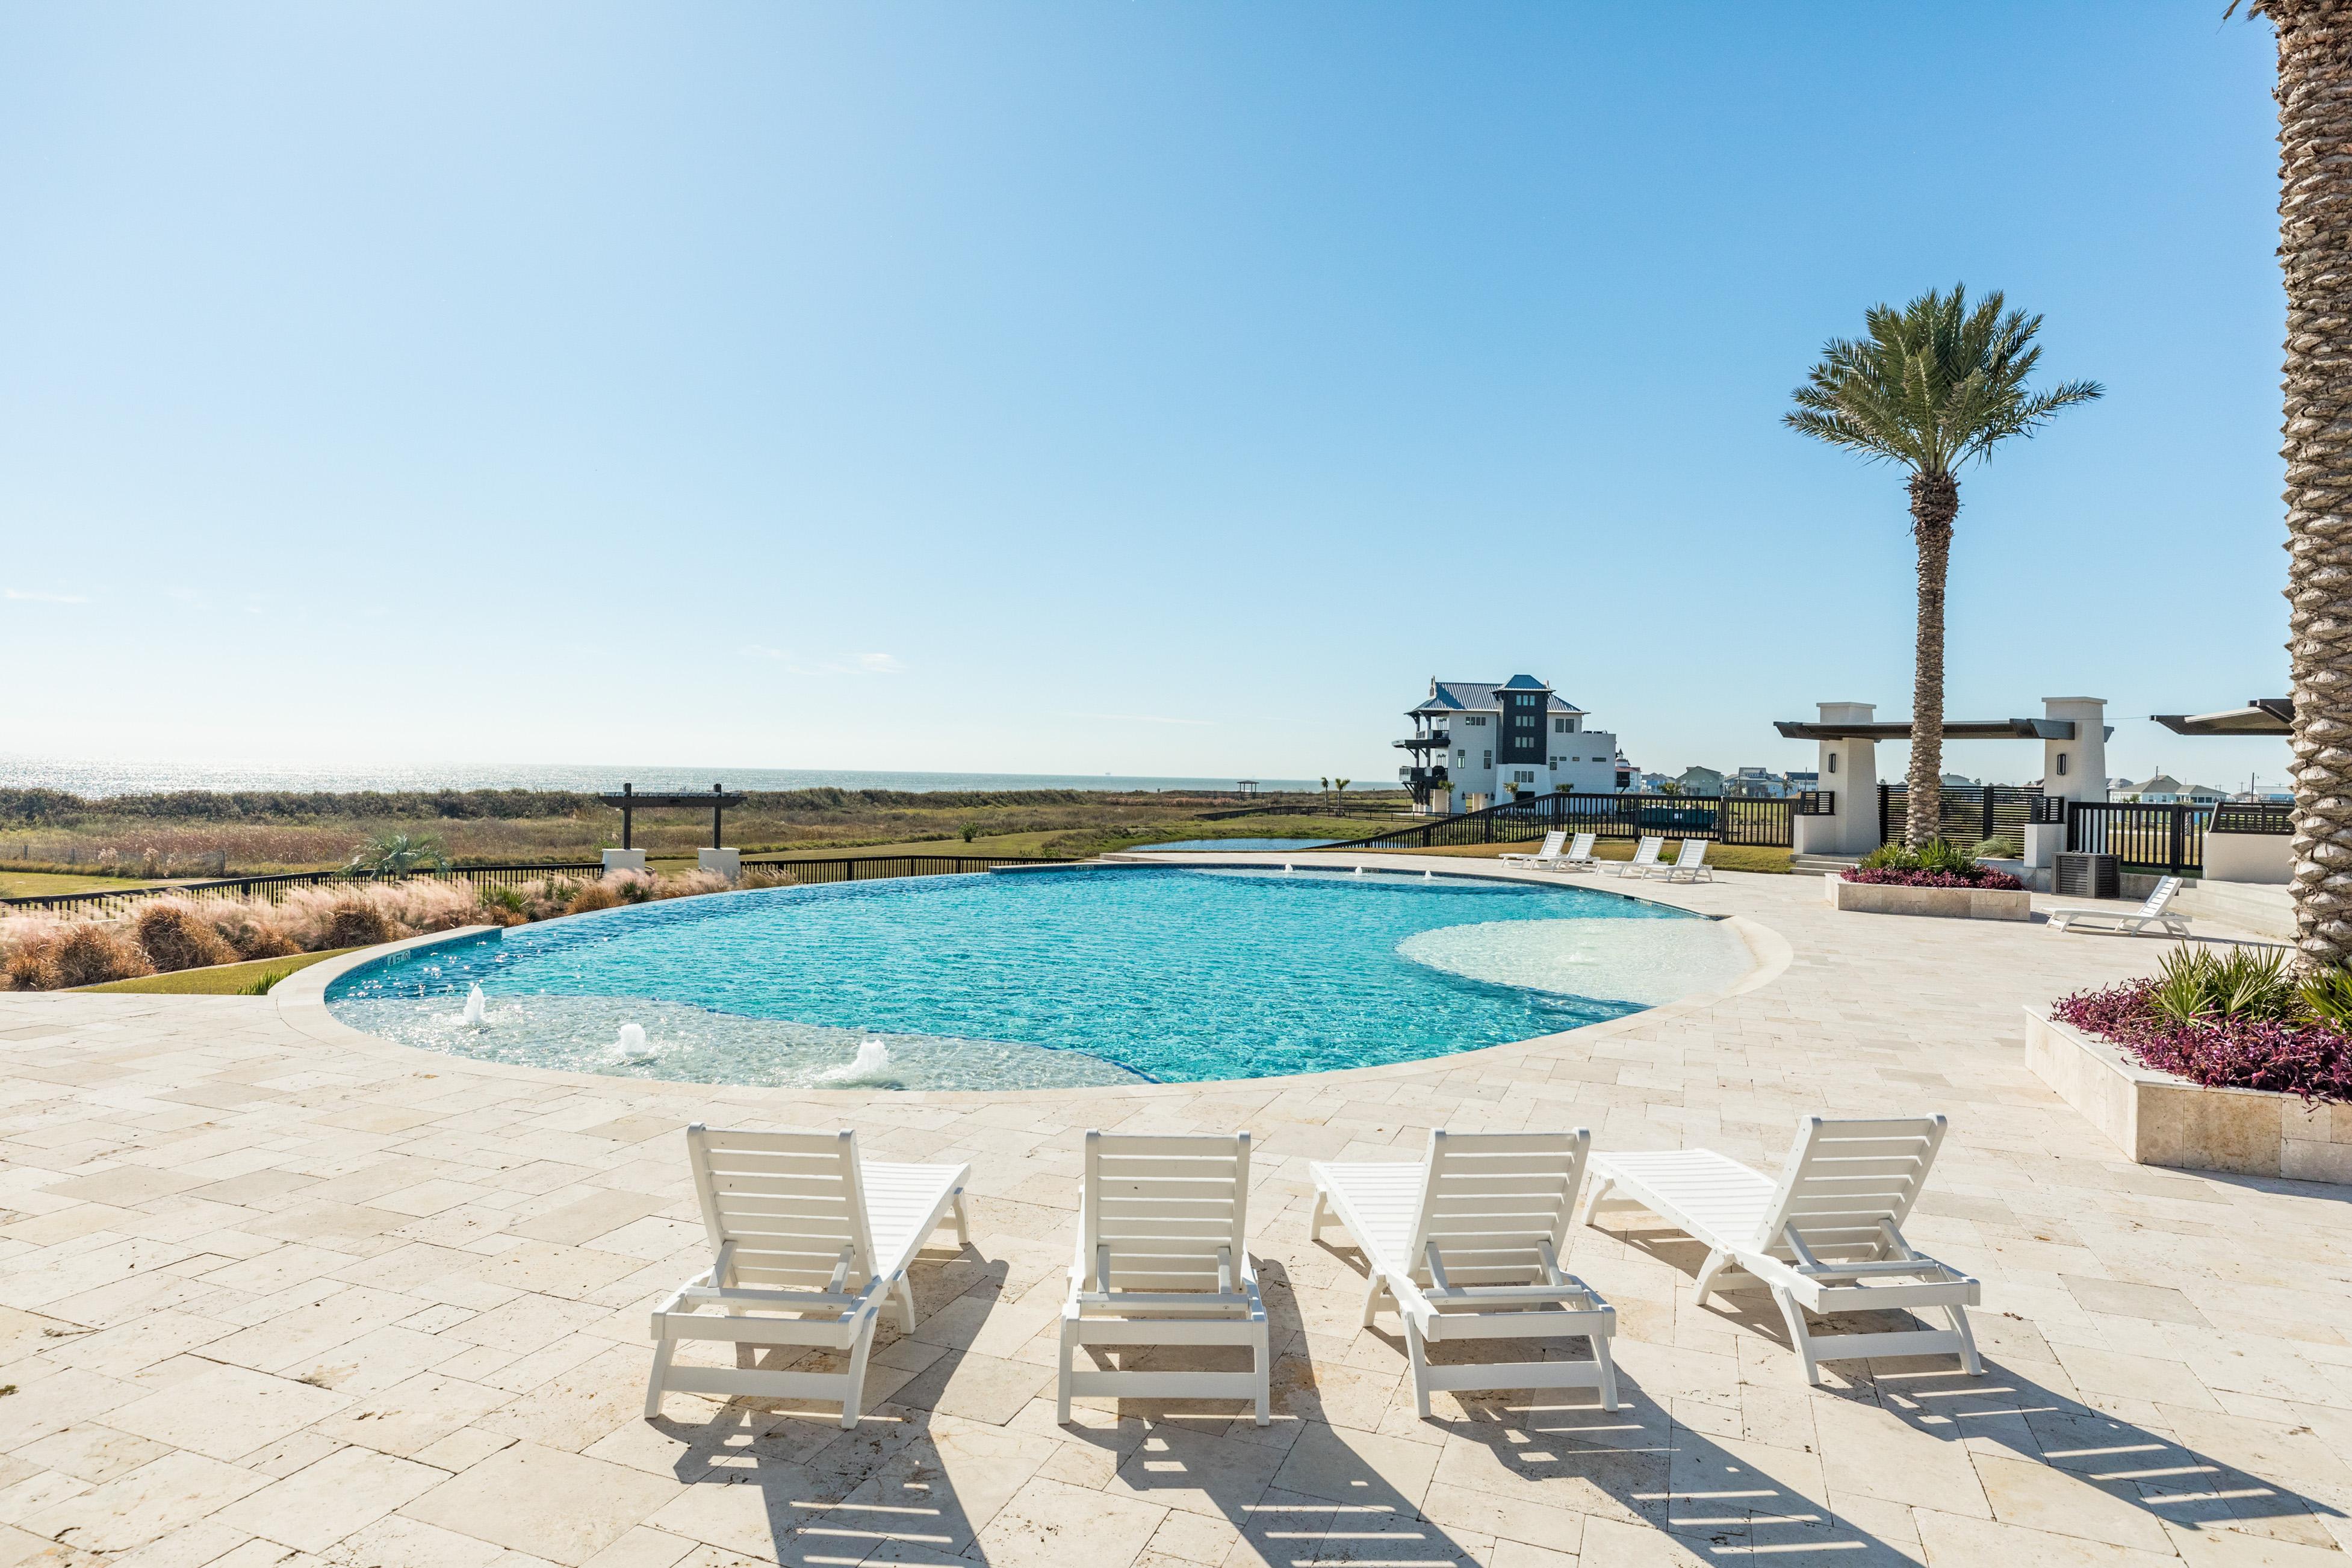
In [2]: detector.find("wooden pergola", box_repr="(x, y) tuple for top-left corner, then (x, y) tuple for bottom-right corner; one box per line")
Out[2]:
(598, 782), (746, 850)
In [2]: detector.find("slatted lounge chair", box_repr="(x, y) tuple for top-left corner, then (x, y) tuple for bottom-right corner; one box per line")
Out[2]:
(1657, 840), (1712, 882)
(1498, 831), (1569, 869)
(1602, 836), (1665, 877)
(647, 1126), (971, 1427)
(1309, 1129), (1619, 1418)
(1059, 1130), (1270, 1425)
(1556, 833), (1600, 871)
(1581, 1115), (1982, 1386)
(2046, 875), (2192, 937)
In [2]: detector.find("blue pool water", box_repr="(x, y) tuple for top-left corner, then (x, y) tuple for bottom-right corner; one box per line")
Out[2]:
(1134, 838), (1333, 852)
(326, 866), (1749, 1091)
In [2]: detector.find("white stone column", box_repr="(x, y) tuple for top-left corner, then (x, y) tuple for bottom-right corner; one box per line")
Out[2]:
(601, 849), (647, 874)
(1793, 702), (1879, 856)
(2028, 697), (2107, 869)
(697, 848), (742, 881)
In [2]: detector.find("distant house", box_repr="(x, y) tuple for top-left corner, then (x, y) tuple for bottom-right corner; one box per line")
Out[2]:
(1395, 675), (1621, 815)
(2118, 774), (2226, 805)
(1677, 766), (1726, 796)
(1785, 770), (1819, 793)
(1940, 772), (1978, 789)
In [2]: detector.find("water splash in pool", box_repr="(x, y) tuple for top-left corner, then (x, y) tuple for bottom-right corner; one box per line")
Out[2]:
(816, 1038), (901, 1088)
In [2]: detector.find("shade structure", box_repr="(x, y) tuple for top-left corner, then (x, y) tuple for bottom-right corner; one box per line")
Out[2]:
(2149, 699), (2294, 738)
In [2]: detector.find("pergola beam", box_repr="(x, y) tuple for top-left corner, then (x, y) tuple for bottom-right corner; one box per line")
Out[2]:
(597, 783), (748, 851)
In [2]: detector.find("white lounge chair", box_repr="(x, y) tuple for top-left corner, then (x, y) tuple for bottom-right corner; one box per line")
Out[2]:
(1498, 831), (1568, 869)
(1603, 836), (1665, 877)
(1656, 840), (1712, 882)
(1310, 1130), (1619, 1418)
(1059, 1131), (1270, 1425)
(2046, 874), (2192, 937)
(646, 1126), (971, 1427)
(1581, 1116), (1982, 1386)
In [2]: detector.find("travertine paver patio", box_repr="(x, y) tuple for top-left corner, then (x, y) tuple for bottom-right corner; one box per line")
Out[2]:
(1, 857), (2348, 1568)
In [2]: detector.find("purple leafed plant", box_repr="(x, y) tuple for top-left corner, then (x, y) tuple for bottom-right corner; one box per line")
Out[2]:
(2053, 980), (2352, 1105)
(1841, 866), (2024, 890)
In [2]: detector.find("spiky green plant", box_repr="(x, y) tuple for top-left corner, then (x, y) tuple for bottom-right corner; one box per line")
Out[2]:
(344, 832), (450, 875)
(1786, 286), (2102, 846)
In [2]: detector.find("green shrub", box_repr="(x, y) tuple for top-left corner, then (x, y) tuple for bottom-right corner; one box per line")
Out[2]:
(2149, 946), (2295, 1029)
(2299, 965), (2352, 1031)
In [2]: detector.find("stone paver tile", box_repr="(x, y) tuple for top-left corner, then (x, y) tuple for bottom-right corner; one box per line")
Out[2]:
(1268, 1422), (1437, 1513)
(1973, 1451), (2173, 1553)
(884, 1351), (1053, 1427)
(105, 1361), (352, 1463)
(11, 1425), (172, 1484)
(399, 1443), (676, 1567)
(1811, 1393), (1988, 1519)
(572, 1527), (694, 1568)
(1911, 1505), (2180, 1567)
(972, 1475), (1165, 1568)
(1109, 1425), (1286, 1520)
(314, 1375), (512, 1460)
(217, 1446), (445, 1552)
(2062, 1277), (2211, 1327)
(321, 1513), (508, 1568)
(22, 1451), (271, 1552)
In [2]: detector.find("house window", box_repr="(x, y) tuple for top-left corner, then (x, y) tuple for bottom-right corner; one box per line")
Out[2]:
(1554, 718), (1568, 733)
(1483, 750), (1492, 769)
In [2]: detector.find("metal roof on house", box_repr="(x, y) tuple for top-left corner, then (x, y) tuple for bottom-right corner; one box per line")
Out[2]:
(1410, 678), (1585, 716)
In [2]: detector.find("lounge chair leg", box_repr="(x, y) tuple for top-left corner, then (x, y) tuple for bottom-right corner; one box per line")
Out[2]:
(839, 1318), (876, 1428)
(1693, 1250), (1732, 1306)
(644, 1337), (674, 1419)
(1252, 1319), (1271, 1427)
(951, 1191), (971, 1246)
(1309, 1190), (1330, 1242)
(1406, 1316), (1433, 1419)
(1578, 1176), (1614, 1227)
(895, 1274), (917, 1333)
(1947, 1303), (1983, 1375)
(1361, 1273), (1385, 1328)
(1056, 1314), (1078, 1424)
(1771, 1288), (1821, 1386)
(1592, 1332), (1621, 1412)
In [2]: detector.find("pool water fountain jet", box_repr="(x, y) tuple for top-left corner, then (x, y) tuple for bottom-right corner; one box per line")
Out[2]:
(461, 984), (486, 1027)
(816, 1038), (901, 1087)
(613, 1021), (657, 1064)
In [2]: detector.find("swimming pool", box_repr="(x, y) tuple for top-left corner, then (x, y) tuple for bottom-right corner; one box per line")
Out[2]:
(326, 865), (1750, 1091)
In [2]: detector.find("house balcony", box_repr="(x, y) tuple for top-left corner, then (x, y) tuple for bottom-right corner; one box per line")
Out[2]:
(1399, 766), (1450, 788)
(1394, 733), (1450, 751)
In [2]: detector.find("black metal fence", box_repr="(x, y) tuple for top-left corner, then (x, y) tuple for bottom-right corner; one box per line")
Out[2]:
(1877, 784), (2046, 849)
(1324, 792), (1799, 851)
(2068, 803), (2206, 877)
(1, 854), (1067, 920)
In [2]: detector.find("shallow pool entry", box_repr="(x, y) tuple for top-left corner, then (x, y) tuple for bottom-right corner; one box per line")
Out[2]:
(327, 866), (1749, 1089)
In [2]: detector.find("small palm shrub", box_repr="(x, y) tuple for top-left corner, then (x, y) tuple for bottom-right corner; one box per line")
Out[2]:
(2147, 946), (2294, 1029)
(1848, 838), (2021, 890)
(344, 832), (450, 874)
(2298, 965), (2352, 1032)
(134, 902), (236, 973)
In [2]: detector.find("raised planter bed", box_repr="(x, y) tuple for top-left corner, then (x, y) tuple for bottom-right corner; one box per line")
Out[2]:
(2024, 1006), (2350, 1180)
(1823, 872), (2030, 922)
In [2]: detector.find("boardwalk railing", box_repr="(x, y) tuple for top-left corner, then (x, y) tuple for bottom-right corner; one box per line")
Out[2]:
(2, 854), (1069, 920)
(1320, 792), (1798, 851)
(2067, 803), (2209, 877)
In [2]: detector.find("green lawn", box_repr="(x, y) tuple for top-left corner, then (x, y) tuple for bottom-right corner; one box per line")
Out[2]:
(0, 870), (173, 899)
(75, 947), (360, 996)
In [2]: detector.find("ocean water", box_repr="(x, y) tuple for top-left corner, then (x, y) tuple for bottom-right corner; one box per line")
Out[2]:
(327, 866), (1750, 1091)
(0, 755), (1333, 800)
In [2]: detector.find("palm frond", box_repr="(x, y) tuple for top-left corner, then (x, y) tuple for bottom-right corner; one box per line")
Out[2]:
(1784, 283), (2101, 479)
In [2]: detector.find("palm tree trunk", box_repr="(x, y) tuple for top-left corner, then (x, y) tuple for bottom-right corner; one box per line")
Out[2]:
(1906, 471), (1959, 846)
(2264, 1), (2352, 968)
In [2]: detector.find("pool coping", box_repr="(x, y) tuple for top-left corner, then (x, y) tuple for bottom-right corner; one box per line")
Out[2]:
(273, 854), (1793, 1106)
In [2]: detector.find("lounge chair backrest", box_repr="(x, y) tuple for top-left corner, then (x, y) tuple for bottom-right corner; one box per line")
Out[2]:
(1083, 1131), (1250, 1292)
(687, 1125), (878, 1292)
(1749, 1115), (1946, 1265)
(1404, 1129), (1589, 1286)
(1631, 837), (1663, 863)
(1534, 831), (1567, 857)
(1674, 840), (1706, 867)
(2144, 876), (2180, 914)
(1569, 832), (1596, 857)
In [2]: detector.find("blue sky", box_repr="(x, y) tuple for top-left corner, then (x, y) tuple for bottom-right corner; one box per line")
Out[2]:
(0, 3), (2294, 790)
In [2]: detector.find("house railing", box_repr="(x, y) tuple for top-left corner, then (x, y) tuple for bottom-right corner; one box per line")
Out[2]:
(1877, 784), (2046, 849)
(1320, 791), (1798, 851)
(2067, 802), (2209, 876)
(2209, 801), (2293, 836)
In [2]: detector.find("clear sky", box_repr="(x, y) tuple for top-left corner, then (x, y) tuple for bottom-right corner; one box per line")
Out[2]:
(0, 2), (2296, 792)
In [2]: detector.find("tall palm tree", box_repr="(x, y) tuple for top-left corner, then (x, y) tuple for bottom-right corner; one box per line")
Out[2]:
(2232, 2), (2352, 967)
(1786, 285), (2102, 846)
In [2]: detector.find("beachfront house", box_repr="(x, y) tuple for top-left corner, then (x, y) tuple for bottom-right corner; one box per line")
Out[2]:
(1396, 675), (1621, 815)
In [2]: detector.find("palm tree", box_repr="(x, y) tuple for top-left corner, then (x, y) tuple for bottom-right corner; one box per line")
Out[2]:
(1786, 285), (2102, 846)
(2231, 3), (2352, 967)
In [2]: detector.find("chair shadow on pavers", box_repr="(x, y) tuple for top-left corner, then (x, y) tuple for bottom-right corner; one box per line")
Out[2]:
(1596, 1206), (2347, 1552)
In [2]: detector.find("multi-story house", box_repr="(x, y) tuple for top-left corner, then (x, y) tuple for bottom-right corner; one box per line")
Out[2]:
(1396, 675), (1620, 815)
